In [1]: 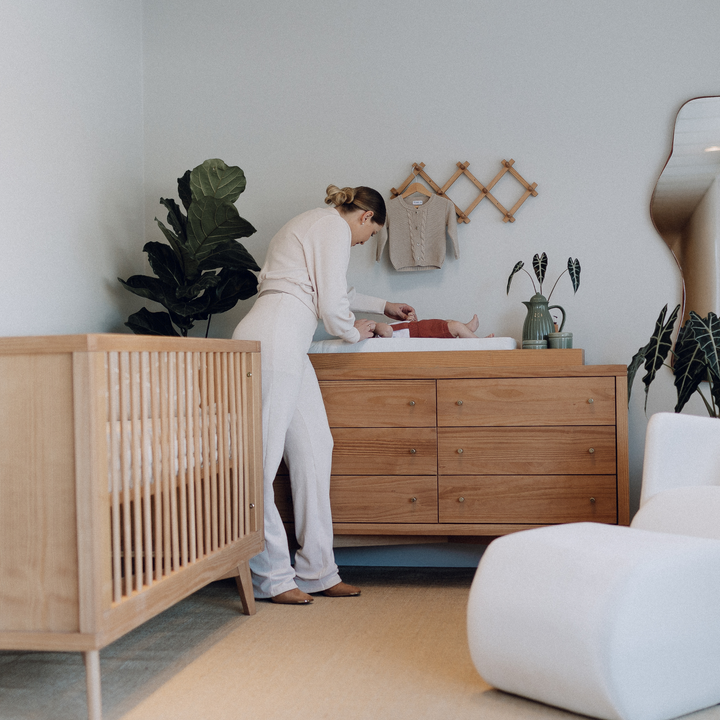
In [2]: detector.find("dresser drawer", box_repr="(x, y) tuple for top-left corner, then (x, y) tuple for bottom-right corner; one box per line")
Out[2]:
(319, 380), (436, 427)
(438, 427), (616, 475)
(438, 475), (617, 523)
(330, 475), (438, 523)
(330, 428), (437, 475)
(437, 377), (616, 426)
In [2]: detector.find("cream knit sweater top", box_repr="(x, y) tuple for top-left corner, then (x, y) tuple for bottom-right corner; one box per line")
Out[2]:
(375, 194), (459, 271)
(257, 207), (386, 344)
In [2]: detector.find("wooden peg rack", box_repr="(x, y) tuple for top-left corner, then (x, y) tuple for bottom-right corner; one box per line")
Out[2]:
(390, 160), (538, 223)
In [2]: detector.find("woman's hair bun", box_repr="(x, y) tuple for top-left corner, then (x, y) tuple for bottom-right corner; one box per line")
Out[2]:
(325, 184), (356, 206)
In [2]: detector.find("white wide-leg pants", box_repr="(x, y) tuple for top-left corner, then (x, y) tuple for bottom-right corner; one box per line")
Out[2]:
(232, 293), (341, 598)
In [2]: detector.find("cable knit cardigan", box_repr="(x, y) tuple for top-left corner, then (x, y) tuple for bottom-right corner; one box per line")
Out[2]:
(375, 194), (459, 271)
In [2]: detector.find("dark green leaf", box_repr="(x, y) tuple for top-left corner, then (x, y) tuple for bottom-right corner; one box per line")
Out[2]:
(168, 308), (197, 330)
(190, 159), (247, 205)
(118, 275), (176, 306)
(125, 307), (180, 336)
(673, 319), (708, 413)
(688, 311), (720, 379)
(641, 304), (680, 411)
(532, 253), (547, 285)
(627, 343), (650, 404)
(159, 197), (188, 242)
(163, 291), (213, 319)
(506, 261), (524, 295)
(205, 268), (259, 315)
(143, 241), (185, 287)
(186, 197), (257, 263)
(197, 241), (261, 272)
(154, 218), (199, 278)
(568, 258), (581, 293)
(180, 272), (221, 299)
(177, 170), (192, 211)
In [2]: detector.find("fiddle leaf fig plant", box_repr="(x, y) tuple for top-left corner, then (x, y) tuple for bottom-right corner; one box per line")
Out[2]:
(627, 304), (720, 416)
(119, 159), (260, 337)
(507, 253), (581, 299)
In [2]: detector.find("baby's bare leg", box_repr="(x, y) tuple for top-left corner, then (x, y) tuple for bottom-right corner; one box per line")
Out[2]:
(447, 314), (480, 338)
(374, 322), (393, 338)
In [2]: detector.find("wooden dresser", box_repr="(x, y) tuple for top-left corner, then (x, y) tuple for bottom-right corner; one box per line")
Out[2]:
(276, 349), (629, 540)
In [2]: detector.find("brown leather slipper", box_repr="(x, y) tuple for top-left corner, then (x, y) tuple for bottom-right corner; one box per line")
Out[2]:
(321, 582), (361, 597)
(271, 588), (313, 604)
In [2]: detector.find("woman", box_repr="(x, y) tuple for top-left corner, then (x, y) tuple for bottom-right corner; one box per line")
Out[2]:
(232, 185), (416, 605)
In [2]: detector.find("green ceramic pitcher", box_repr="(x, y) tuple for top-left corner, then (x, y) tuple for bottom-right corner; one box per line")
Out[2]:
(522, 293), (566, 342)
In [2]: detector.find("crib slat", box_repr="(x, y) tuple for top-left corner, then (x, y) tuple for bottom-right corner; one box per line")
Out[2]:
(201, 353), (212, 555)
(240, 353), (252, 536)
(215, 352), (227, 547)
(206, 354), (218, 552)
(177, 352), (189, 568)
(140, 352), (153, 588)
(151, 353), (163, 581)
(168, 354), (180, 572)
(185, 352), (197, 564)
(160, 353), (172, 577)
(229, 353), (240, 541)
(192, 352), (204, 559)
(108, 353), (122, 603)
(119, 352), (132, 598)
(130, 352), (143, 593)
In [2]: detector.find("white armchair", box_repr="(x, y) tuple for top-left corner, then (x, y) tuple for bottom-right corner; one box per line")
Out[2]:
(466, 411), (720, 720)
(631, 412), (720, 540)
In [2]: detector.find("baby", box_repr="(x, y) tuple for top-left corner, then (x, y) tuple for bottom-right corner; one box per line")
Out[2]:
(373, 314), (484, 339)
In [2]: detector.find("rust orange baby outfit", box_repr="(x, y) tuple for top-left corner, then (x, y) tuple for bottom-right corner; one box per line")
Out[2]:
(390, 319), (454, 338)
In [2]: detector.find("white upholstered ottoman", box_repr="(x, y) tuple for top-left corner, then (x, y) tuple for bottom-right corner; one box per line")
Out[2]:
(467, 522), (720, 720)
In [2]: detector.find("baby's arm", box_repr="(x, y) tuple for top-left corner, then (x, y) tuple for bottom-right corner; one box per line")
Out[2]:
(374, 322), (394, 338)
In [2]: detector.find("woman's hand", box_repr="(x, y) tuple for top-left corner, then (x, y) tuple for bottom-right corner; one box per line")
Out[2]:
(354, 318), (377, 339)
(384, 302), (416, 322)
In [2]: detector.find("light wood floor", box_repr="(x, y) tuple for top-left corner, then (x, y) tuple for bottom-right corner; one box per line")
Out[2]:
(2, 567), (720, 720)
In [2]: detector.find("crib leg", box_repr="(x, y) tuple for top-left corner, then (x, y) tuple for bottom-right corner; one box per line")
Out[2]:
(83, 650), (102, 720)
(234, 560), (256, 615)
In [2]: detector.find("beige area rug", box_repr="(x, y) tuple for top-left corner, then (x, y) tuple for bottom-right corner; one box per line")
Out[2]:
(2, 567), (720, 720)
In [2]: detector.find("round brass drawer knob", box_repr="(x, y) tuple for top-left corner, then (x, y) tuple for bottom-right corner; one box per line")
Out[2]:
(457, 448), (464, 454)
(588, 448), (595, 454)
(409, 400), (416, 406)
(456, 400), (463, 406)
(588, 398), (594, 404)
(411, 497), (418, 503)
(590, 497), (596, 504)
(410, 448), (417, 454)
(458, 497), (465, 503)
(246, 372), (253, 377)
(249, 503), (255, 509)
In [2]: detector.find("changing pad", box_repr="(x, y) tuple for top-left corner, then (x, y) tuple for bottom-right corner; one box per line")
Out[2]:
(308, 337), (517, 353)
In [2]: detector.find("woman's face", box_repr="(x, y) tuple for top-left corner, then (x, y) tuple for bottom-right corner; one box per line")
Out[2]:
(350, 217), (383, 247)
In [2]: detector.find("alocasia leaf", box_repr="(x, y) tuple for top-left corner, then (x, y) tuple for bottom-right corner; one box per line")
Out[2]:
(688, 311), (720, 379)
(568, 258), (581, 293)
(673, 318), (708, 413)
(506, 261), (524, 295)
(532, 253), (547, 286)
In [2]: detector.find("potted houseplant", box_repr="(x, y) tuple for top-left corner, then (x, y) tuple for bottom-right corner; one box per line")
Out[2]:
(627, 304), (720, 416)
(119, 158), (260, 337)
(506, 253), (581, 342)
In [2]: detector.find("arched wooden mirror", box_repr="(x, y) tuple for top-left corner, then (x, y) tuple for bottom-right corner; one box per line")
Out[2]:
(651, 96), (720, 321)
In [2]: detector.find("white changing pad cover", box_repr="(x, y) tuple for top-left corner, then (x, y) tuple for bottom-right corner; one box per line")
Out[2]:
(309, 337), (517, 353)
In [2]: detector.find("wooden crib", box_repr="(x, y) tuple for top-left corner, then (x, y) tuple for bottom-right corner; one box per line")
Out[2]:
(0, 335), (264, 720)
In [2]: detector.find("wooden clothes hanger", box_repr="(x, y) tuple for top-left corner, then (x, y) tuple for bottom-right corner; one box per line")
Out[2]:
(401, 181), (432, 199)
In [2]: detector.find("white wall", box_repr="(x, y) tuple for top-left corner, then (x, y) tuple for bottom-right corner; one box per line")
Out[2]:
(141, 0), (720, 527)
(0, 0), (144, 336)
